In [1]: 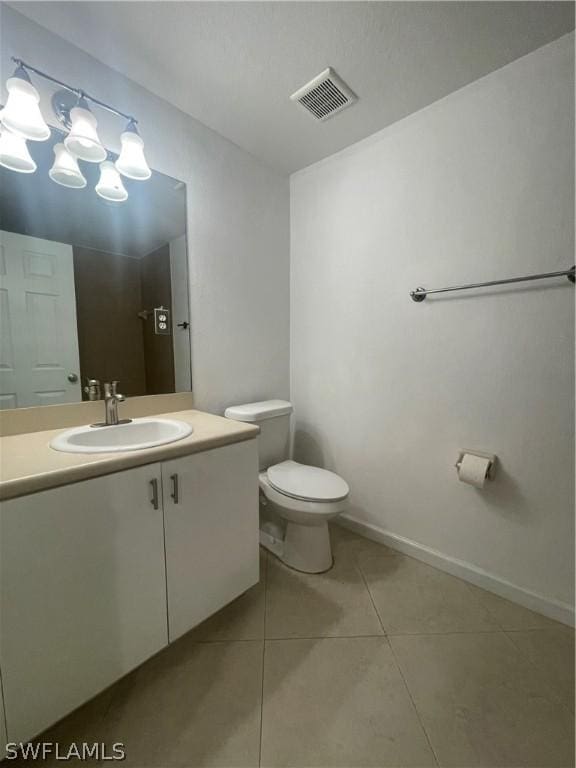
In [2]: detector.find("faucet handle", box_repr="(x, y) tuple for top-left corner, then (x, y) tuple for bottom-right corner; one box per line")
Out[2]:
(110, 381), (125, 402)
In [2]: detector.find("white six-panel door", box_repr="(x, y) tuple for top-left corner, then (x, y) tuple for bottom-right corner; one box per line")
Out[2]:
(0, 231), (81, 409)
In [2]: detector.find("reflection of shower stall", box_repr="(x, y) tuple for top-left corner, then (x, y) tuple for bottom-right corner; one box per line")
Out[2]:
(136, 238), (191, 395)
(137, 245), (175, 395)
(74, 237), (190, 398)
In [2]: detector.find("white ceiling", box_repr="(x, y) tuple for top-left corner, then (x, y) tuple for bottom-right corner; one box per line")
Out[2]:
(10, 1), (575, 174)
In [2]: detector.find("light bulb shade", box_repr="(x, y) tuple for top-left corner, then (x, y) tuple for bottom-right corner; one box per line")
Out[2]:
(1, 68), (50, 142)
(49, 142), (87, 188)
(115, 126), (151, 180)
(64, 102), (106, 162)
(0, 127), (36, 173)
(96, 160), (128, 202)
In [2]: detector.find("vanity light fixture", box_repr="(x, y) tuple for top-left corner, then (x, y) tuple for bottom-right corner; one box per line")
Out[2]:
(1, 63), (50, 141)
(96, 160), (128, 202)
(64, 97), (106, 163)
(116, 120), (151, 180)
(0, 57), (150, 200)
(0, 125), (37, 173)
(49, 142), (87, 188)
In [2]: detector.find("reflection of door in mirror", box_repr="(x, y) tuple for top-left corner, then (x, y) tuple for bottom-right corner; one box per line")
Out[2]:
(0, 231), (81, 409)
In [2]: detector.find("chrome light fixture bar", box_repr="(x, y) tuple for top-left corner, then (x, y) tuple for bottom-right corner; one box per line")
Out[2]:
(0, 57), (151, 200)
(11, 57), (137, 125)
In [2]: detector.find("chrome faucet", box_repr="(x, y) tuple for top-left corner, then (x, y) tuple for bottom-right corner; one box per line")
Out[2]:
(92, 381), (131, 427)
(104, 381), (124, 425)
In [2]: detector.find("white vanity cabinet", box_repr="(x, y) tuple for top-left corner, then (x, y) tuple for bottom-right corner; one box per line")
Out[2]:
(162, 441), (259, 641)
(0, 437), (259, 746)
(0, 463), (168, 744)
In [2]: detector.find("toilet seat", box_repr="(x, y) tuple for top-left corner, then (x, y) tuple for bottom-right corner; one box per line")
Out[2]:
(267, 460), (349, 502)
(259, 472), (348, 523)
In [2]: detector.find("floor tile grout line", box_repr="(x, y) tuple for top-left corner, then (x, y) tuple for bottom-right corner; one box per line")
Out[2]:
(502, 627), (576, 717)
(355, 555), (387, 636)
(355, 553), (441, 767)
(265, 633), (388, 641)
(258, 550), (268, 768)
(190, 637), (264, 645)
(384, 628), (515, 637)
(388, 638), (441, 768)
(187, 626), (564, 645)
(261, 628), (526, 641)
(258, 638), (266, 768)
(504, 626), (573, 633)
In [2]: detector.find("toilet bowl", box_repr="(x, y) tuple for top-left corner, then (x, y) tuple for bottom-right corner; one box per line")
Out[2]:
(224, 401), (349, 573)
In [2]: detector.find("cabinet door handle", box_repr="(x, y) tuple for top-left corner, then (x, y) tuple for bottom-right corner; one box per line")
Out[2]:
(149, 478), (159, 510)
(170, 473), (179, 504)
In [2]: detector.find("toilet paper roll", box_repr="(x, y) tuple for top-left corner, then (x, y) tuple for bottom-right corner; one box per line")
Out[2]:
(458, 453), (491, 488)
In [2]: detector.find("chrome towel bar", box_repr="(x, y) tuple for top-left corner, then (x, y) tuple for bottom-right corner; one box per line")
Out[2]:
(410, 265), (575, 302)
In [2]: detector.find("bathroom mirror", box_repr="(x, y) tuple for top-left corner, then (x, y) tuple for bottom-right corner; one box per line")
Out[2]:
(0, 129), (191, 409)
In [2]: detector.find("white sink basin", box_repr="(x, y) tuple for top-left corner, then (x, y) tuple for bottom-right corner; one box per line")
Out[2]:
(50, 418), (193, 454)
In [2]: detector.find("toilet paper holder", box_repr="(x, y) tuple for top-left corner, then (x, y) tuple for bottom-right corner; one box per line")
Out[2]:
(455, 450), (497, 480)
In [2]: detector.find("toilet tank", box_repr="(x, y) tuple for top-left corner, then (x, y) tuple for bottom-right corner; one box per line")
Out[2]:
(224, 400), (292, 470)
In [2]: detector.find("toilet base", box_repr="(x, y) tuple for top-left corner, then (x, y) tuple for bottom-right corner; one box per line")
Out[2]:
(260, 520), (333, 574)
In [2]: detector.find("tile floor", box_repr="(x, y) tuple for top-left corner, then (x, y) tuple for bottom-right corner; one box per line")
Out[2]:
(16, 525), (575, 767)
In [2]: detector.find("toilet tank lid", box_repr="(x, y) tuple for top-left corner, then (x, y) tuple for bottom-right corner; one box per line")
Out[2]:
(224, 399), (293, 422)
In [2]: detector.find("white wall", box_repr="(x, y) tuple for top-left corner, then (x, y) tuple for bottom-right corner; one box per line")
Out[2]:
(1, 6), (290, 414)
(291, 35), (575, 618)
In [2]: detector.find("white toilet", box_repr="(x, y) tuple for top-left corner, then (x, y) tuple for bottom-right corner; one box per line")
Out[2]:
(224, 400), (349, 573)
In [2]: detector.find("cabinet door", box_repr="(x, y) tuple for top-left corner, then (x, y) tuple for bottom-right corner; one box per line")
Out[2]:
(0, 464), (168, 744)
(163, 440), (259, 641)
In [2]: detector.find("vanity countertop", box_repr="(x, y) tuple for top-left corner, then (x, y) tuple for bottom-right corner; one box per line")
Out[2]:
(0, 409), (259, 501)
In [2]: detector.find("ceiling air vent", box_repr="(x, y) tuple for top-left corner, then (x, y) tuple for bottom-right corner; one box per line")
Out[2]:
(290, 68), (357, 122)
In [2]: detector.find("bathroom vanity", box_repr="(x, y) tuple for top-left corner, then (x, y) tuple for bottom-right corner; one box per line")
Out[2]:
(0, 408), (259, 746)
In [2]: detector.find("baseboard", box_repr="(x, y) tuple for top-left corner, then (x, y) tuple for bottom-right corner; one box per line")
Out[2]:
(338, 514), (575, 628)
